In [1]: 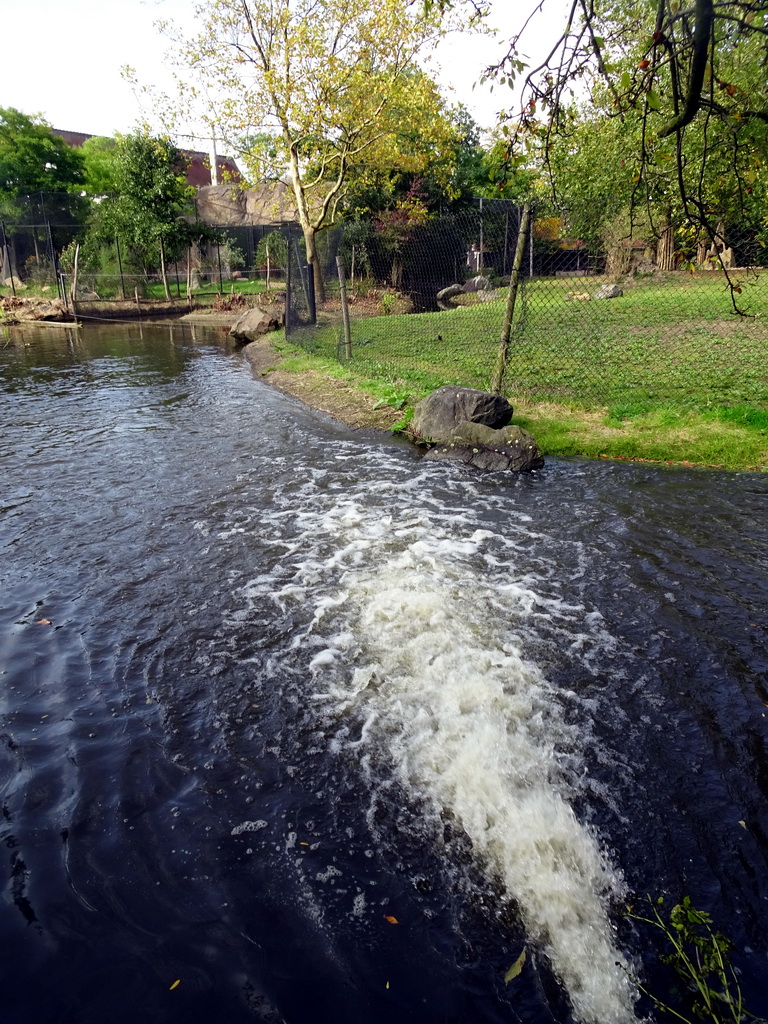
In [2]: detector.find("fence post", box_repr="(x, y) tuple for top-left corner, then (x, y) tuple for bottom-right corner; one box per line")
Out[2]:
(306, 261), (316, 324)
(284, 230), (292, 337)
(115, 235), (126, 299)
(490, 203), (531, 395)
(336, 255), (352, 359)
(0, 220), (16, 298)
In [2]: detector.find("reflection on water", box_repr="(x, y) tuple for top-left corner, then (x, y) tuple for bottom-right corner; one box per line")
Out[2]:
(0, 324), (767, 1024)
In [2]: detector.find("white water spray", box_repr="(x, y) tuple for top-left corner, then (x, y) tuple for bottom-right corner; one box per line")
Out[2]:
(259, 498), (637, 1023)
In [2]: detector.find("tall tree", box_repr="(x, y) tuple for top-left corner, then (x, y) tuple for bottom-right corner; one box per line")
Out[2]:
(0, 108), (85, 280)
(153, 0), (477, 300)
(96, 133), (193, 298)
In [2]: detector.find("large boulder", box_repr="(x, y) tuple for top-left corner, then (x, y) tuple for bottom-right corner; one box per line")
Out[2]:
(230, 306), (284, 342)
(422, 420), (544, 472)
(411, 386), (513, 443)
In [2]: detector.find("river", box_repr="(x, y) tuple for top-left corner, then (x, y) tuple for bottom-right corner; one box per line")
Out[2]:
(1, 323), (767, 1024)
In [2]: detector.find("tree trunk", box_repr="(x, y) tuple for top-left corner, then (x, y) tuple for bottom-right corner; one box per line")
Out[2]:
(656, 212), (675, 271)
(286, 143), (326, 305)
(159, 236), (171, 300)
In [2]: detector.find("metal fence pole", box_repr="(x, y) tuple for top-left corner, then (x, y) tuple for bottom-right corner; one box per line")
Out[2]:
(336, 255), (352, 359)
(284, 229), (292, 337)
(0, 220), (16, 297)
(306, 261), (316, 324)
(115, 235), (126, 299)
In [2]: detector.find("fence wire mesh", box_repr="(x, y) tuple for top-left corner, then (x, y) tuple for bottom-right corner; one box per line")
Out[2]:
(2, 193), (766, 410)
(285, 202), (768, 410)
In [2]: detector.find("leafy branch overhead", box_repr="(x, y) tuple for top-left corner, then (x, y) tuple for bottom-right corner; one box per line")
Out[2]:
(457, 0), (768, 309)
(487, 0), (765, 149)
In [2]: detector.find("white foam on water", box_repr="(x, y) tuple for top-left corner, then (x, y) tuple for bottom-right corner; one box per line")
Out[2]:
(244, 490), (637, 1023)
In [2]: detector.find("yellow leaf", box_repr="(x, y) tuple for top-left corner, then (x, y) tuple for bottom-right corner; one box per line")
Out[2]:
(739, 821), (747, 829)
(170, 979), (181, 990)
(385, 915), (399, 924)
(504, 949), (527, 983)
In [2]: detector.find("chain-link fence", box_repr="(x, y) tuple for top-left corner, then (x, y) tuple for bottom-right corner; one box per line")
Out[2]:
(0, 193), (288, 315)
(285, 202), (768, 409)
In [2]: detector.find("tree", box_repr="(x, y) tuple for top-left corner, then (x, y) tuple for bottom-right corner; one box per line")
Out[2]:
(0, 108), (85, 281)
(81, 135), (120, 198)
(94, 133), (194, 298)
(154, 0), (477, 300)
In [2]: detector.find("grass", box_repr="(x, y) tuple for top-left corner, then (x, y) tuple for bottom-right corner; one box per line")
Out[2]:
(279, 270), (768, 471)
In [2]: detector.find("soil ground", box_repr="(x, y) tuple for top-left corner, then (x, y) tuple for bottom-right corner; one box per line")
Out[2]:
(241, 337), (404, 431)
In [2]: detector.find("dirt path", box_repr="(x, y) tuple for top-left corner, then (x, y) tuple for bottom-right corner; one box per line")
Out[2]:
(241, 337), (405, 431)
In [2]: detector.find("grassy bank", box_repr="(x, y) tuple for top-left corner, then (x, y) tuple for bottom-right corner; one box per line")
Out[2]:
(272, 271), (767, 471)
(268, 324), (767, 473)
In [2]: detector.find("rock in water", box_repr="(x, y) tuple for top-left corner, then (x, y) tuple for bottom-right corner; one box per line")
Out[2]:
(423, 420), (544, 472)
(411, 386), (513, 443)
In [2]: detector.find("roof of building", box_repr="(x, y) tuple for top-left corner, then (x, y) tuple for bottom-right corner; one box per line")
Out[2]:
(51, 128), (242, 187)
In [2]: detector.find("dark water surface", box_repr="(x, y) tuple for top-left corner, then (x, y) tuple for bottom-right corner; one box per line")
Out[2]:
(1, 324), (767, 1024)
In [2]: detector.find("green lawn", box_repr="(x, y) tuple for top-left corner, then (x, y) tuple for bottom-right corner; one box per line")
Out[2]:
(281, 270), (768, 470)
(291, 271), (767, 409)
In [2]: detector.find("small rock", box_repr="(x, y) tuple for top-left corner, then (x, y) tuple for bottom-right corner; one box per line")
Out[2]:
(593, 283), (623, 299)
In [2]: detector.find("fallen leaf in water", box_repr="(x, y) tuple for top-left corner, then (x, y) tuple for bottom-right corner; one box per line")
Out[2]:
(385, 981), (390, 990)
(739, 821), (747, 829)
(504, 949), (527, 983)
(300, 842), (309, 846)
(36, 619), (52, 626)
(384, 915), (398, 925)
(169, 980), (181, 990)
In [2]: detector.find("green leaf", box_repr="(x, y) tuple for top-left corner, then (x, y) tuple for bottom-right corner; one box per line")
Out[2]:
(647, 89), (661, 110)
(504, 949), (527, 983)
(620, 71), (631, 92)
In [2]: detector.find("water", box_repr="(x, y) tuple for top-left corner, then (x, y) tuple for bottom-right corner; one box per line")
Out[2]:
(1, 324), (767, 1024)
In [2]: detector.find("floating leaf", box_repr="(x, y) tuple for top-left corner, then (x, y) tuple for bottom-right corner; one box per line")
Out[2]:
(738, 820), (747, 829)
(170, 979), (181, 990)
(36, 619), (52, 626)
(504, 949), (527, 983)
(384, 915), (399, 924)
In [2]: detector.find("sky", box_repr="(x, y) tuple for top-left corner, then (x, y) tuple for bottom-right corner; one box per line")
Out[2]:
(1, 0), (561, 150)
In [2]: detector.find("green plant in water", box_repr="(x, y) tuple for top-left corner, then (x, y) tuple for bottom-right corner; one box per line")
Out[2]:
(624, 896), (764, 1024)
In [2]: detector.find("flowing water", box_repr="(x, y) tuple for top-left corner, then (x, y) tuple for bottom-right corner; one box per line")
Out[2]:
(1, 324), (767, 1024)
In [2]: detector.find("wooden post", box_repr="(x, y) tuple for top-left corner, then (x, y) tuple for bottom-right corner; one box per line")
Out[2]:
(490, 203), (531, 395)
(70, 242), (80, 304)
(135, 286), (141, 318)
(336, 255), (352, 360)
